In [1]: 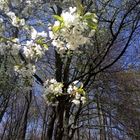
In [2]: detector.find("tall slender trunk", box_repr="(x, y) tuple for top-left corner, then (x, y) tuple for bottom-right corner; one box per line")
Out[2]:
(96, 94), (106, 140)
(69, 104), (82, 140)
(63, 103), (71, 140)
(46, 106), (56, 140)
(41, 106), (48, 140)
(0, 94), (10, 123)
(17, 90), (32, 140)
(53, 101), (65, 140)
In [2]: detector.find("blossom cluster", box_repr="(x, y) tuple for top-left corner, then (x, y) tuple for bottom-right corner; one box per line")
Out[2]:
(68, 80), (86, 105)
(0, 10), (49, 94)
(23, 40), (44, 60)
(14, 63), (36, 92)
(7, 11), (25, 27)
(43, 79), (86, 105)
(0, 9), (48, 60)
(43, 79), (63, 104)
(22, 27), (48, 61)
(0, 40), (20, 56)
(49, 7), (97, 55)
(14, 63), (36, 79)
(0, 4), (97, 106)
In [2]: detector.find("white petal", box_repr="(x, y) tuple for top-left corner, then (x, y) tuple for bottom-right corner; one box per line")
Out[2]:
(75, 93), (81, 100)
(81, 97), (86, 104)
(72, 99), (80, 105)
(31, 27), (37, 40)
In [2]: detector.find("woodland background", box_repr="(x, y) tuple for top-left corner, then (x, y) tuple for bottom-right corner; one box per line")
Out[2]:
(0, 0), (140, 140)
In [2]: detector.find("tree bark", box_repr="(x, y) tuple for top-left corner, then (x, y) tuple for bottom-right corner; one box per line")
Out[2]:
(96, 93), (106, 140)
(46, 106), (56, 140)
(17, 90), (32, 140)
(53, 99), (65, 140)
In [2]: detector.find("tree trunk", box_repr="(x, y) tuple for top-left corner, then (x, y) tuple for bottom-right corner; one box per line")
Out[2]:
(46, 106), (56, 140)
(53, 101), (65, 140)
(96, 94), (106, 140)
(63, 103), (71, 140)
(17, 90), (32, 140)
(0, 94), (10, 123)
(41, 106), (48, 140)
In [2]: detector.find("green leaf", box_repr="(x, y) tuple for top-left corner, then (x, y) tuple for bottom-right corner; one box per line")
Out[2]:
(83, 13), (93, 20)
(77, 88), (85, 95)
(86, 19), (97, 30)
(36, 38), (43, 44)
(76, 0), (84, 15)
(42, 44), (48, 49)
(36, 38), (49, 49)
(52, 25), (61, 33)
(36, 38), (46, 45)
(83, 13), (98, 23)
(53, 15), (64, 23)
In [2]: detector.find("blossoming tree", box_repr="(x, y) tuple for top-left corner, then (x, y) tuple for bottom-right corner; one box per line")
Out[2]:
(0, 1), (97, 139)
(0, 0), (140, 140)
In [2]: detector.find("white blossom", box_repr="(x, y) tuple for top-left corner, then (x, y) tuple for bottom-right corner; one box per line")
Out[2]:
(7, 11), (25, 27)
(67, 85), (73, 94)
(31, 27), (47, 40)
(7, 11), (16, 18)
(72, 99), (80, 105)
(50, 78), (57, 84)
(23, 41), (34, 58)
(61, 7), (78, 27)
(69, 7), (77, 13)
(75, 93), (81, 100)
(68, 80), (86, 105)
(54, 21), (60, 26)
(19, 19), (25, 26)
(49, 6), (97, 54)
(73, 80), (79, 85)
(14, 63), (36, 78)
(23, 40), (44, 59)
(49, 30), (54, 39)
(81, 96), (86, 104)
(43, 78), (63, 103)
(10, 44), (20, 55)
(0, 18), (3, 23)
(31, 27), (38, 40)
